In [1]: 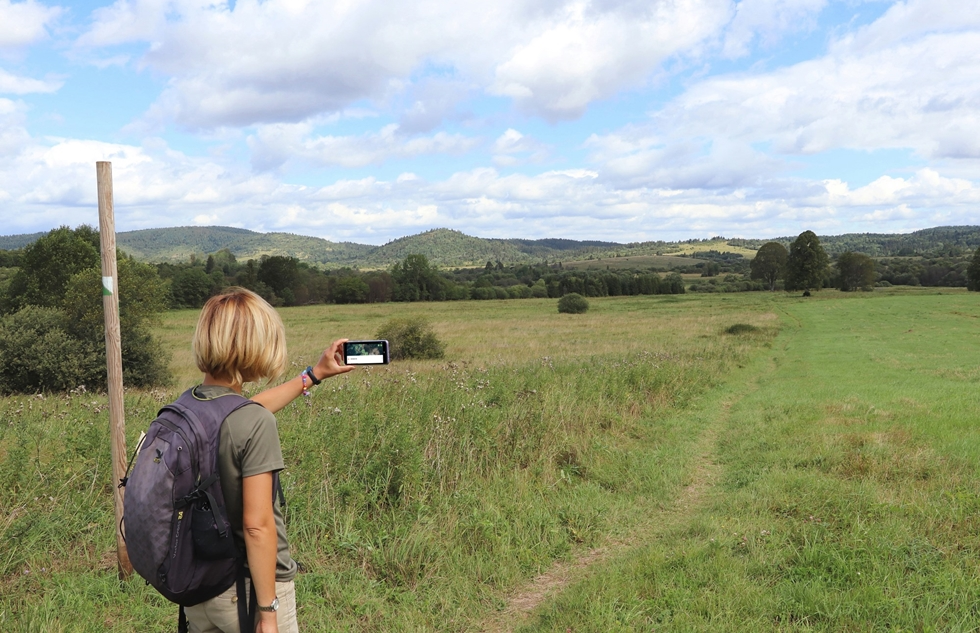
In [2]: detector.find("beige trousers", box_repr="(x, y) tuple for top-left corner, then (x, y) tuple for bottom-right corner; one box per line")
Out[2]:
(184, 579), (298, 633)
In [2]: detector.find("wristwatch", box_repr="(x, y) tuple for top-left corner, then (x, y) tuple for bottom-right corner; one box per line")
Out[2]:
(257, 597), (279, 613)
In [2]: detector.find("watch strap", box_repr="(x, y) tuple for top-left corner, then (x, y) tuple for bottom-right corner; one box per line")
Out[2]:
(305, 366), (321, 386)
(257, 596), (279, 612)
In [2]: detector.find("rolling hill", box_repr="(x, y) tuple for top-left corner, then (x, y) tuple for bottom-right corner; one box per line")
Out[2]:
(1, 225), (979, 270)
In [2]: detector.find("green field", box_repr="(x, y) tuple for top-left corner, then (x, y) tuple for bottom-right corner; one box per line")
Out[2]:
(2, 290), (980, 631)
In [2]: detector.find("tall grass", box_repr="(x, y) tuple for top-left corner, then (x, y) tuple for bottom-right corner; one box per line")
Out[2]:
(525, 289), (980, 632)
(0, 294), (776, 631)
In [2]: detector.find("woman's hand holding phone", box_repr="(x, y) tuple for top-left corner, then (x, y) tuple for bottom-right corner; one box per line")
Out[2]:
(313, 339), (356, 381)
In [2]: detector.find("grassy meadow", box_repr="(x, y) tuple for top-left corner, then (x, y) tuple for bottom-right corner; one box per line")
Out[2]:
(2, 289), (979, 631)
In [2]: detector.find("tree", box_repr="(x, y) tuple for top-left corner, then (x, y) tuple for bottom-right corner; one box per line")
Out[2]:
(61, 258), (171, 388)
(968, 246), (980, 291)
(257, 256), (299, 304)
(836, 252), (876, 291)
(2, 226), (100, 313)
(0, 228), (171, 392)
(392, 254), (444, 301)
(170, 267), (213, 308)
(364, 271), (394, 303)
(332, 276), (369, 304)
(750, 242), (788, 291)
(785, 230), (829, 292)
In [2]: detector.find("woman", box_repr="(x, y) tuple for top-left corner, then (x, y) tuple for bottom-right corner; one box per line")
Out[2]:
(183, 288), (353, 633)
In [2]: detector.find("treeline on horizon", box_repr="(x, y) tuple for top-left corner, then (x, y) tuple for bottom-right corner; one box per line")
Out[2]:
(2, 224), (980, 311)
(679, 248), (975, 292)
(155, 251), (686, 308)
(0, 232), (684, 312)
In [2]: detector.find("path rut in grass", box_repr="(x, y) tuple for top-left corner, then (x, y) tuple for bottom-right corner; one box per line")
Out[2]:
(479, 399), (735, 633)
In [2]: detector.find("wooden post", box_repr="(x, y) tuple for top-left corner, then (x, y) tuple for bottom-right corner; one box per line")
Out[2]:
(97, 161), (132, 579)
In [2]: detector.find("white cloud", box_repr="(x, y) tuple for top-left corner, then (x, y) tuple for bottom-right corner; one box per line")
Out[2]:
(824, 169), (980, 208)
(490, 0), (731, 119)
(491, 128), (549, 166)
(1, 121), (978, 242)
(579, 0), (980, 201)
(397, 78), (473, 134)
(0, 1), (63, 101)
(77, 0), (736, 128)
(645, 2), (980, 160)
(76, 0), (170, 48)
(0, 0), (60, 49)
(247, 122), (480, 170)
(722, 0), (826, 59)
(8, 0), (980, 243)
(586, 131), (785, 189)
(0, 97), (30, 156)
(0, 67), (61, 94)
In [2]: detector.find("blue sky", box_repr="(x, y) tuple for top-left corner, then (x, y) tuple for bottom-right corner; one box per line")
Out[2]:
(1, 0), (978, 245)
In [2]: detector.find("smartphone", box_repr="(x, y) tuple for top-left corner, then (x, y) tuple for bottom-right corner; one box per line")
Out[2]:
(343, 340), (390, 365)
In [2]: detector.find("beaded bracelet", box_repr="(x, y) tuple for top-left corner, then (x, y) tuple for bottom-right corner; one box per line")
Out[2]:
(300, 372), (310, 397)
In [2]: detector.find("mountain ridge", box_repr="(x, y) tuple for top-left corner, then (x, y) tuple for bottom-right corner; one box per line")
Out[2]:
(1, 225), (979, 268)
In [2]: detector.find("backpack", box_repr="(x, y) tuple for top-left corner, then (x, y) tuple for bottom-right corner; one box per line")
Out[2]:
(120, 387), (258, 633)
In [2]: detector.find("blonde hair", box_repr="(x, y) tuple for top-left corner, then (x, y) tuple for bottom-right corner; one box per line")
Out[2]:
(193, 287), (288, 385)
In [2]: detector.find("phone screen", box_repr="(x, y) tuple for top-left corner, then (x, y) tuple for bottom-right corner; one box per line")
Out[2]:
(343, 340), (389, 365)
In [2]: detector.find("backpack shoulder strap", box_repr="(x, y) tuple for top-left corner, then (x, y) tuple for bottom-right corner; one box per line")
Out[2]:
(173, 387), (254, 422)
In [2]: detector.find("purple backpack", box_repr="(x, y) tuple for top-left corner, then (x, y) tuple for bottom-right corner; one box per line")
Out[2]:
(121, 387), (255, 632)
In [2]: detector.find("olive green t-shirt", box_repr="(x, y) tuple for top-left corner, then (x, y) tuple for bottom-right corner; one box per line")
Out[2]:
(193, 385), (298, 582)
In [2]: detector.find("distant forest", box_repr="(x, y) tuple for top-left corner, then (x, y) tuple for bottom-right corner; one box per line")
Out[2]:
(1, 225), (979, 308)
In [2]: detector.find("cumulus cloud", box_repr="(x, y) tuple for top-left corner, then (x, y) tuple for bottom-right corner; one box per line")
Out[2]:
(0, 67), (61, 93)
(586, 131), (786, 189)
(0, 0), (63, 101)
(491, 128), (549, 166)
(397, 77), (473, 134)
(77, 0), (169, 47)
(490, 0), (730, 119)
(7, 0), (980, 243)
(78, 0), (503, 128)
(580, 0), (980, 203)
(247, 122), (480, 170)
(2, 118), (978, 241)
(721, 0), (826, 59)
(77, 0), (738, 129)
(825, 169), (980, 208)
(0, 0), (61, 49)
(647, 2), (980, 160)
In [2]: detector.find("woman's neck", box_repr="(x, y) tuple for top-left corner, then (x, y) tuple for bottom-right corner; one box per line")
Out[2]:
(202, 373), (243, 393)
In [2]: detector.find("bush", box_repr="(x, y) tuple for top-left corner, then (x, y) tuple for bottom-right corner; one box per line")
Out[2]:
(724, 323), (760, 335)
(376, 317), (445, 361)
(557, 293), (589, 314)
(469, 287), (494, 300)
(0, 307), (102, 393)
